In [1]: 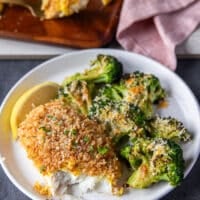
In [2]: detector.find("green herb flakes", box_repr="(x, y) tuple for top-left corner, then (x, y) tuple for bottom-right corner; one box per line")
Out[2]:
(47, 115), (57, 121)
(89, 146), (94, 152)
(83, 136), (90, 143)
(39, 126), (51, 133)
(72, 141), (78, 148)
(64, 129), (69, 135)
(98, 146), (109, 155)
(71, 129), (78, 136)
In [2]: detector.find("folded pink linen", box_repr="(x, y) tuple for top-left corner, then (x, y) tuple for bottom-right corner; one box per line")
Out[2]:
(116, 0), (200, 70)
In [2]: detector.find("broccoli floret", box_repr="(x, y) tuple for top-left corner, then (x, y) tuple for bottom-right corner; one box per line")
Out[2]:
(149, 117), (191, 142)
(95, 71), (166, 118)
(89, 99), (148, 141)
(120, 138), (184, 188)
(59, 80), (95, 115)
(62, 54), (123, 85)
(96, 83), (127, 101)
(125, 71), (166, 103)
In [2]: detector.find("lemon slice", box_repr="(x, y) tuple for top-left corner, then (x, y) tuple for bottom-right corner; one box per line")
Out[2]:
(10, 81), (60, 140)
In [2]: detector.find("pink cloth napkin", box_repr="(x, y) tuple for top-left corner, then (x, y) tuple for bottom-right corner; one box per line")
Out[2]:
(116, 0), (200, 70)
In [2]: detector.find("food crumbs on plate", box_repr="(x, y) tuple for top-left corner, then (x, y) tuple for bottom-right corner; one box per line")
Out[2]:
(157, 100), (169, 108)
(34, 182), (51, 197)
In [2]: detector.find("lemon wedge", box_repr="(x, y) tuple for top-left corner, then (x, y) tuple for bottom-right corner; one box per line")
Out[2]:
(10, 81), (60, 140)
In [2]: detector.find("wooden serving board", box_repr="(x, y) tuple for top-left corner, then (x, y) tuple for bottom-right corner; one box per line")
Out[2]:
(0, 0), (122, 48)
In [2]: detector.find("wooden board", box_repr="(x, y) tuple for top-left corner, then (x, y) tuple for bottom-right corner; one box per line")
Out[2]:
(0, 0), (122, 48)
(0, 27), (200, 59)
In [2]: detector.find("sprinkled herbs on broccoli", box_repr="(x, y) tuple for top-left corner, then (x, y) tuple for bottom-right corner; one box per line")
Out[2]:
(120, 138), (184, 188)
(94, 71), (166, 118)
(149, 116), (191, 142)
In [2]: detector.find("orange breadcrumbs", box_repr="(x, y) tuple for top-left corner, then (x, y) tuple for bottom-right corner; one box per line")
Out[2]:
(157, 100), (169, 109)
(34, 182), (51, 197)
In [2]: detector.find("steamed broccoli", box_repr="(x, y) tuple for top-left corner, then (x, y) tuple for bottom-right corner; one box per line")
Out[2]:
(149, 117), (191, 142)
(59, 80), (95, 115)
(120, 138), (184, 188)
(95, 71), (166, 118)
(89, 99), (148, 141)
(62, 54), (123, 85)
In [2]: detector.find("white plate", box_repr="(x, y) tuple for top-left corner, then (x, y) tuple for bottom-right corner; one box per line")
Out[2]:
(0, 49), (200, 200)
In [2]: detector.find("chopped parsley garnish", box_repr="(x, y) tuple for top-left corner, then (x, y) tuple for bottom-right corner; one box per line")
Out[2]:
(98, 146), (109, 155)
(71, 129), (78, 136)
(64, 130), (69, 135)
(47, 115), (57, 121)
(39, 126), (51, 134)
(89, 146), (94, 152)
(83, 136), (90, 143)
(72, 141), (78, 148)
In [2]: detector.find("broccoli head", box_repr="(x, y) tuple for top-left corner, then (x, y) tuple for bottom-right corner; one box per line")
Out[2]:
(96, 83), (127, 102)
(89, 99), (148, 141)
(124, 71), (166, 103)
(120, 138), (184, 188)
(149, 117), (191, 142)
(94, 71), (166, 118)
(62, 54), (123, 85)
(58, 80), (95, 115)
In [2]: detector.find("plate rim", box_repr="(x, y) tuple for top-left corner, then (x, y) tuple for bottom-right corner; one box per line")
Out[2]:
(0, 48), (200, 200)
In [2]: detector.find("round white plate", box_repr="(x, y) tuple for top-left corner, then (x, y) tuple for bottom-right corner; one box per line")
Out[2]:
(0, 49), (200, 200)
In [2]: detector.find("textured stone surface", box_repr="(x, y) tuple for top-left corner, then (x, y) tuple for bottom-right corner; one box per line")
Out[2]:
(0, 59), (200, 200)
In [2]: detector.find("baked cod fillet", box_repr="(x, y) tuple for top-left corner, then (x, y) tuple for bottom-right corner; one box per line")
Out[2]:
(18, 99), (123, 197)
(41, 0), (112, 19)
(41, 0), (89, 19)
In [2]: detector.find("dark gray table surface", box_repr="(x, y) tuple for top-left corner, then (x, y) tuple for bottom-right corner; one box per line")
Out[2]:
(0, 59), (200, 200)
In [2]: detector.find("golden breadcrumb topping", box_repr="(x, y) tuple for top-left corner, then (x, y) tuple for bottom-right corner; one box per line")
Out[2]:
(18, 99), (122, 194)
(33, 181), (51, 197)
(41, 0), (89, 19)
